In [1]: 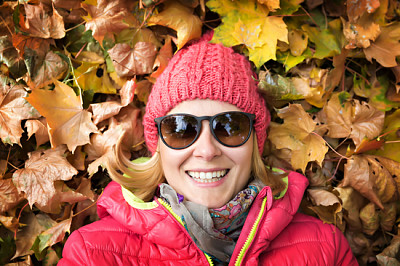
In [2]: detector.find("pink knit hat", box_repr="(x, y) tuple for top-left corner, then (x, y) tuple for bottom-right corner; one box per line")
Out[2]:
(143, 31), (270, 155)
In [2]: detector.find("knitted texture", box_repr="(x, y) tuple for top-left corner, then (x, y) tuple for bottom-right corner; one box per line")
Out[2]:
(143, 31), (270, 154)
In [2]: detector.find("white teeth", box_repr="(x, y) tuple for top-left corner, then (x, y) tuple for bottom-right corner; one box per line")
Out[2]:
(187, 170), (228, 182)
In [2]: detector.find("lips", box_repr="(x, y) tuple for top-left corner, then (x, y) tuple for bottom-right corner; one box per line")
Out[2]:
(186, 169), (229, 183)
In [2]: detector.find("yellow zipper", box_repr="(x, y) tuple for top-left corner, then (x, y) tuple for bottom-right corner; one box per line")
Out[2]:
(157, 198), (213, 265)
(234, 196), (268, 266)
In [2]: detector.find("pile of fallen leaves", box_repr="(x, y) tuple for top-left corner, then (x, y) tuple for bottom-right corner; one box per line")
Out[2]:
(0, 0), (399, 264)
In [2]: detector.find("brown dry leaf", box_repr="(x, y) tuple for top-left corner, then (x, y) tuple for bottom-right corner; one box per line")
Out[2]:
(76, 177), (95, 201)
(25, 117), (50, 147)
(148, 0), (202, 49)
(376, 235), (400, 265)
(364, 22), (400, 67)
(0, 79), (40, 145)
(26, 51), (68, 89)
(307, 189), (343, 226)
(379, 202), (396, 232)
(0, 36), (26, 78)
(324, 92), (385, 147)
(342, 15), (381, 49)
(325, 49), (348, 92)
(34, 218), (72, 252)
(0, 159), (7, 179)
(334, 187), (366, 231)
(120, 78), (136, 106)
(12, 146), (78, 208)
(13, 212), (56, 259)
(359, 202), (379, 235)
(347, 0), (380, 22)
(11, 33), (52, 59)
(25, 81), (98, 153)
(268, 104), (328, 172)
(90, 101), (123, 125)
(151, 37), (173, 79)
(85, 118), (124, 176)
(288, 29), (308, 57)
(0, 4), (15, 37)
(114, 105), (145, 151)
(342, 155), (397, 209)
(108, 42), (157, 77)
(135, 79), (153, 104)
(82, 0), (133, 45)
(20, 3), (65, 39)
(257, 0), (280, 11)
(67, 146), (86, 171)
(0, 179), (23, 214)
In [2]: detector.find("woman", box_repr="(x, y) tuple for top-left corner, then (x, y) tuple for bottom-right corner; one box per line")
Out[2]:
(59, 32), (358, 265)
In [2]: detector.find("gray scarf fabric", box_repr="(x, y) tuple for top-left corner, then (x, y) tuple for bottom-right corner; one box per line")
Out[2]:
(159, 180), (264, 263)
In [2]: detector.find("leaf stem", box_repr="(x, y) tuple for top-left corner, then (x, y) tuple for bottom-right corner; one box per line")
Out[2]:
(71, 191), (103, 218)
(311, 132), (351, 160)
(14, 202), (29, 239)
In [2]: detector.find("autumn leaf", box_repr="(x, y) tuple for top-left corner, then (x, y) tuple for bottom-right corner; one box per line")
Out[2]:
(90, 101), (123, 125)
(364, 22), (400, 67)
(324, 92), (385, 147)
(288, 29), (308, 56)
(268, 104), (328, 172)
(120, 78), (136, 106)
(376, 235), (400, 265)
(301, 23), (341, 59)
(0, 76), (40, 145)
(334, 187), (366, 231)
(12, 146), (78, 208)
(26, 51), (68, 90)
(150, 37), (173, 79)
(25, 81), (98, 152)
(74, 63), (117, 94)
(148, 0), (202, 49)
(207, 0), (288, 68)
(20, 3), (65, 39)
(347, 0), (380, 22)
(342, 15), (381, 49)
(108, 42), (157, 76)
(82, 0), (133, 46)
(0, 36), (26, 78)
(258, 0), (280, 11)
(31, 218), (72, 256)
(25, 117), (50, 147)
(359, 202), (379, 235)
(307, 188), (343, 226)
(0, 179), (23, 213)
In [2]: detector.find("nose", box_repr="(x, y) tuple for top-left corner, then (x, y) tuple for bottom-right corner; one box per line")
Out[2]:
(192, 121), (222, 161)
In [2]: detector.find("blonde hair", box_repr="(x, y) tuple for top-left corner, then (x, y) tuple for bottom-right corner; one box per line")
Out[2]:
(106, 132), (285, 202)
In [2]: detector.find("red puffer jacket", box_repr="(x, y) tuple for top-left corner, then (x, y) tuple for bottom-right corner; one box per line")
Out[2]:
(59, 172), (358, 265)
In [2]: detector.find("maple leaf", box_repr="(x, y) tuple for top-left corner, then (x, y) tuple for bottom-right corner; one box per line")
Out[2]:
(347, 0), (380, 22)
(364, 22), (400, 67)
(207, 0), (288, 68)
(74, 63), (117, 94)
(0, 77), (40, 145)
(334, 187), (366, 231)
(307, 189), (344, 227)
(20, 3), (65, 39)
(27, 51), (68, 89)
(148, 0), (202, 49)
(301, 23), (341, 59)
(324, 92), (385, 147)
(25, 81), (98, 152)
(342, 15), (381, 49)
(82, 0), (134, 46)
(12, 146), (78, 208)
(268, 104), (328, 172)
(0, 179), (23, 213)
(32, 218), (72, 255)
(288, 29), (308, 56)
(90, 101), (123, 125)
(108, 42), (157, 77)
(342, 155), (398, 210)
(25, 117), (50, 147)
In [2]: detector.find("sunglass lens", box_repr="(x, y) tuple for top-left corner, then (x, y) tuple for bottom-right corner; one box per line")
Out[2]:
(160, 115), (198, 148)
(213, 113), (251, 146)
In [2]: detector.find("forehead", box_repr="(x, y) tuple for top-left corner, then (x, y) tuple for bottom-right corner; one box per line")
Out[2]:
(168, 99), (241, 116)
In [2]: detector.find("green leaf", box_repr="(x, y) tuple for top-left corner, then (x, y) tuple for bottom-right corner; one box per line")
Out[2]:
(276, 48), (312, 71)
(301, 24), (341, 59)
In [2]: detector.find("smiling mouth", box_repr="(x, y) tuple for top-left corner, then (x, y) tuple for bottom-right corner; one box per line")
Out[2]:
(186, 169), (229, 183)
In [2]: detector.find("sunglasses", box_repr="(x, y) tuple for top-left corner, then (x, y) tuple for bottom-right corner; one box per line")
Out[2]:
(154, 111), (255, 149)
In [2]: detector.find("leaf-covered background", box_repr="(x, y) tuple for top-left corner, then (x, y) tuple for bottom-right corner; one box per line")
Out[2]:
(0, 0), (399, 264)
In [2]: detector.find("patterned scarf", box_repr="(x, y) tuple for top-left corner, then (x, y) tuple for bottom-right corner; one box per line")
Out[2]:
(158, 179), (263, 263)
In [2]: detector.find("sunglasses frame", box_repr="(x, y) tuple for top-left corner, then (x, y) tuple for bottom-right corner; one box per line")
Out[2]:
(154, 111), (256, 150)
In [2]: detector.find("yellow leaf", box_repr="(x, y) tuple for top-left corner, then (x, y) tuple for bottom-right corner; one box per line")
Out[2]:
(288, 29), (308, 56)
(207, 0), (288, 68)
(74, 63), (116, 94)
(257, 0), (280, 11)
(268, 104), (328, 172)
(148, 1), (202, 49)
(25, 81), (98, 152)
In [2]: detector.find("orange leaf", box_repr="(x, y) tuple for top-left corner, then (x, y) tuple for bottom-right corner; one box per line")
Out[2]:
(26, 81), (98, 152)
(151, 37), (173, 79)
(347, 0), (380, 22)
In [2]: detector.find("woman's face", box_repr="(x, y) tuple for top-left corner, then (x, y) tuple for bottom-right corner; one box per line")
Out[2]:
(159, 99), (253, 208)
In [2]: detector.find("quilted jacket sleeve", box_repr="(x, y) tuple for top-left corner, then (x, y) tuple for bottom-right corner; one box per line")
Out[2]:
(58, 230), (90, 266)
(333, 226), (359, 266)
